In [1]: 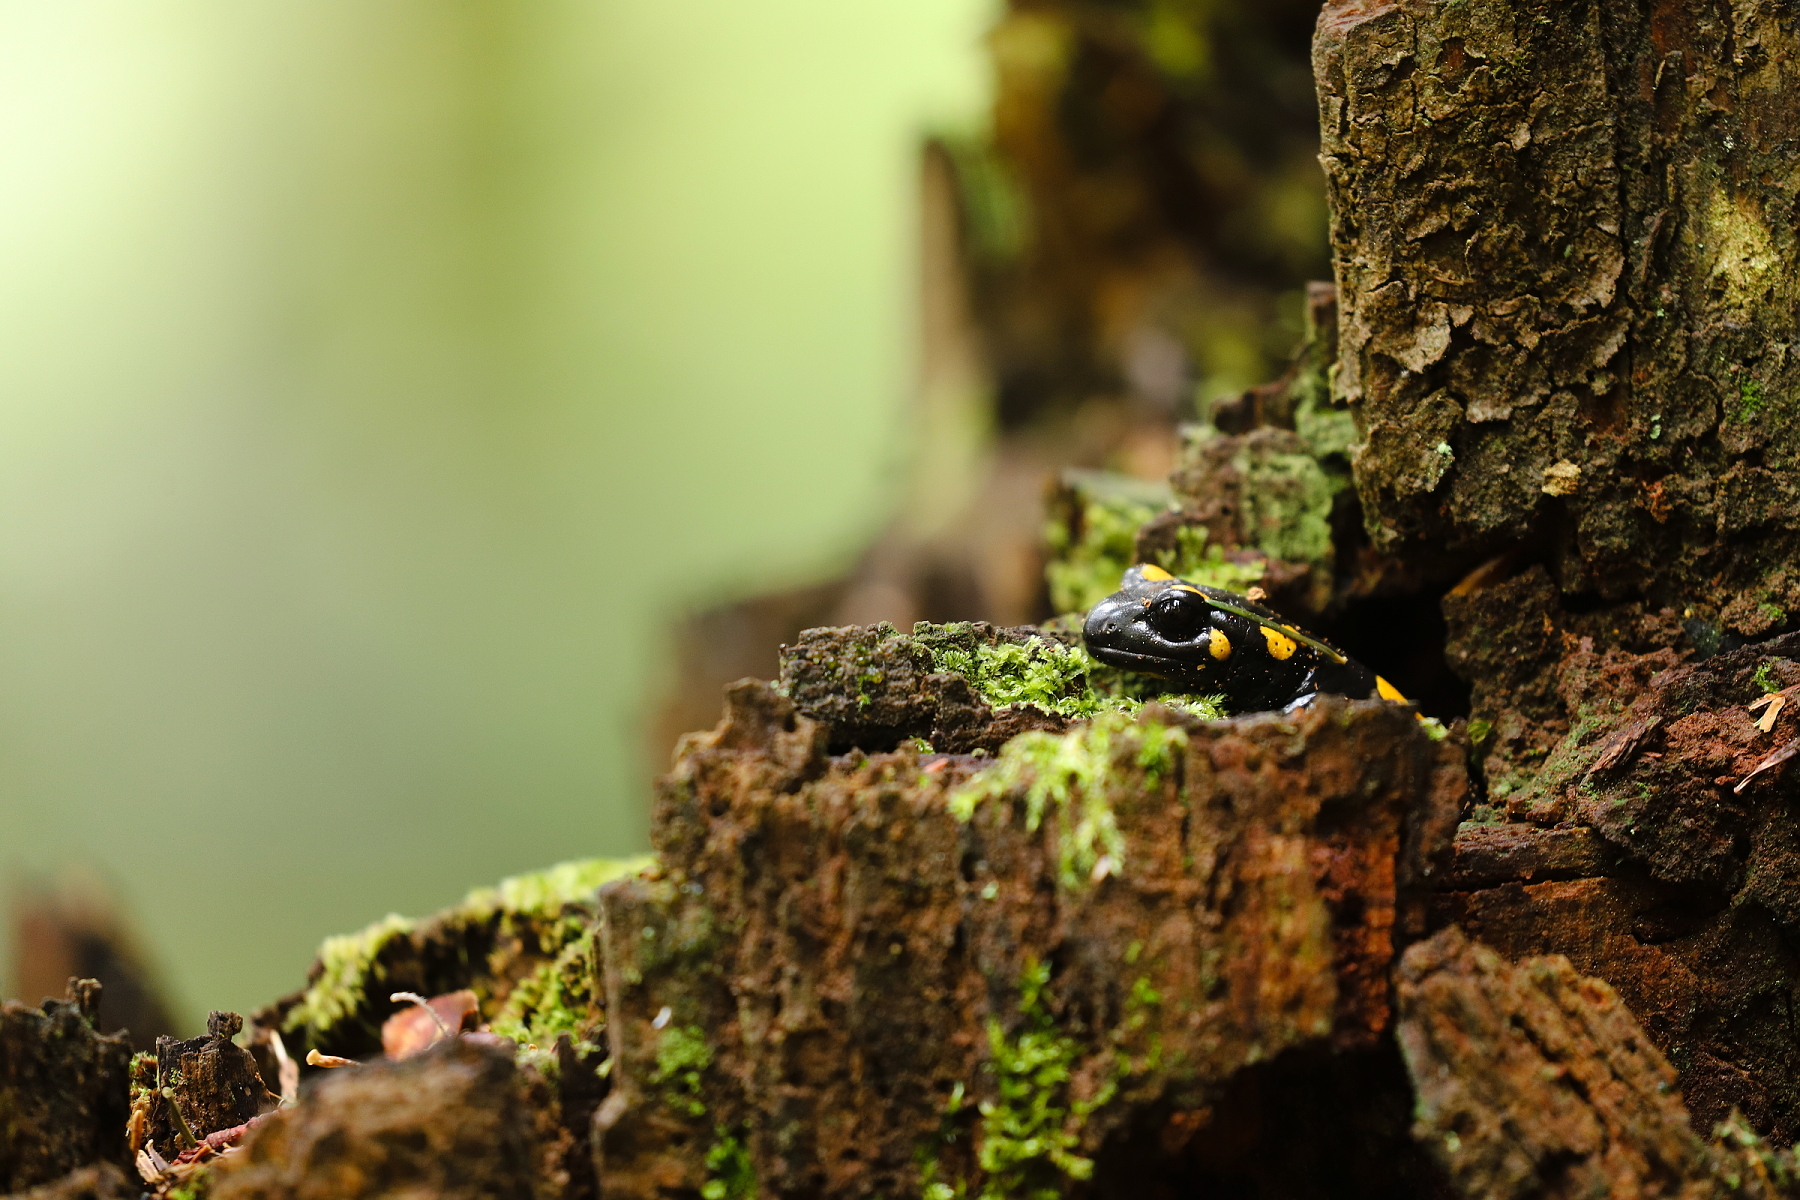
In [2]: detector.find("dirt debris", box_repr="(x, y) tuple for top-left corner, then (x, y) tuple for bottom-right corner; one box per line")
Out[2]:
(0, 1163), (135, 1200)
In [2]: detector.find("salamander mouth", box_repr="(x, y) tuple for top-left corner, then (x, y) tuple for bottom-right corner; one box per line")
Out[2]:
(1084, 645), (1177, 674)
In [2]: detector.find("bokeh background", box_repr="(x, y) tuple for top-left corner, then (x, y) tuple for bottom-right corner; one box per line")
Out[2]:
(0, 0), (992, 1024)
(0, 0), (1329, 1032)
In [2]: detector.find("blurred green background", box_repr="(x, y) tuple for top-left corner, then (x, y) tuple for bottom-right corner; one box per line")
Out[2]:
(0, 0), (992, 1024)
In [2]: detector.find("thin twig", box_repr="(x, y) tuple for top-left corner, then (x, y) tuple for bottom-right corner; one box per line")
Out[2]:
(1736, 736), (1800, 794)
(390, 991), (453, 1039)
(161, 1089), (198, 1150)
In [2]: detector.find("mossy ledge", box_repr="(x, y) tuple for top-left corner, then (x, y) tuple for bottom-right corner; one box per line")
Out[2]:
(262, 855), (650, 1059)
(775, 619), (1222, 757)
(592, 679), (1463, 1198)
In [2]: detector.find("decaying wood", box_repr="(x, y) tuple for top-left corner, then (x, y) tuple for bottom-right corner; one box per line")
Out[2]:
(594, 680), (1459, 1198)
(1398, 926), (1793, 1200)
(0, 981), (131, 1194)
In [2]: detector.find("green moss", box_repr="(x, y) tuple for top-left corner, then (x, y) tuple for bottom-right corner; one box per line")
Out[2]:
(462, 855), (654, 922)
(1740, 379), (1766, 422)
(1234, 444), (1335, 567)
(912, 623), (1225, 724)
(973, 958), (1116, 1200)
(167, 1170), (211, 1200)
(917, 626), (1097, 718)
(702, 1128), (759, 1200)
(949, 711), (1189, 890)
(1754, 659), (1783, 695)
(283, 912), (415, 1036)
(284, 856), (650, 1041)
(1044, 477), (1167, 615)
(488, 935), (597, 1054)
(1148, 524), (1266, 594)
(1295, 401), (1358, 465)
(652, 1024), (713, 1118)
(1760, 601), (1787, 626)
(128, 1050), (159, 1125)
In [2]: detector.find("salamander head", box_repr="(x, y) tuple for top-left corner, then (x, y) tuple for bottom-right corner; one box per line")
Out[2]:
(1083, 564), (1229, 683)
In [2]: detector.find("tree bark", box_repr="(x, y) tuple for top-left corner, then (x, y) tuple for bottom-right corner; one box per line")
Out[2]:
(1318, 0), (1800, 625)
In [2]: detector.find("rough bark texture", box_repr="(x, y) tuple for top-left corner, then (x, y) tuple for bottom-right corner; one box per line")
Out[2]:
(140, 1011), (275, 1151)
(1431, 632), (1800, 1141)
(1397, 926), (1791, 1200)
(0, 1163), (135, 1200)
(776, 623), (1075, 754)
(210, 1040), (547, 1200)
(1318, 0), (1800, 617)
(591, 677), (1461, 1199)
(0, 983), (131, 1193)
(1307, 0), (1800, 1157)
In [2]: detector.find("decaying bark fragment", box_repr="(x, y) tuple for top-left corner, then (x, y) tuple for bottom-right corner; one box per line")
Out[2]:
(0, 1163), (135, 1200)
(1431, 632), (1800, 1139)
(0, 981), (131, 1193)
(593, 676), (1460, 1199)
(138, 1011), (276, 1154)
(776, 622), (1075, 754)
(209, 1039), (549, 1200)
(1397, 926), (1796, 1200)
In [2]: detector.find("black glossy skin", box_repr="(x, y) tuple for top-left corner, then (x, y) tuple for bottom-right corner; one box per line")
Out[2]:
(1083, 565), (1384, 713)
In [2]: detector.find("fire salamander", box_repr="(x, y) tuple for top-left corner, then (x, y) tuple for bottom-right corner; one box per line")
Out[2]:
(1083, 564), (1410, 714)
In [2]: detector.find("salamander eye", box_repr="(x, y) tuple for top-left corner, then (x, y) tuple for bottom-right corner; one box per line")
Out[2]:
(1146, 591), (1208, 643)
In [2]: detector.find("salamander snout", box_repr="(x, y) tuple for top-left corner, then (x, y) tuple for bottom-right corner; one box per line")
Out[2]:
(1083, 594), (1131, 645)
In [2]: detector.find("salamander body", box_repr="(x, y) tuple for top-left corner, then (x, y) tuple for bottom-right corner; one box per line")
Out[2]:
(1082, 564), (1408, 714)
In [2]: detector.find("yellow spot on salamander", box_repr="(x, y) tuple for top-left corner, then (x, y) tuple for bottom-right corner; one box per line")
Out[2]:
(1208, 629), (1232, 660)
(1261, 626), (1298, 661)
(1138, 564), (1173, 582)
(1376, 675), (1408, 703)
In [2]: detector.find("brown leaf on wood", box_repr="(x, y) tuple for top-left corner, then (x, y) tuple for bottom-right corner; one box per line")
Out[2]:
(381, 990), (478, 1062)
(1747, 685), (1800, 734)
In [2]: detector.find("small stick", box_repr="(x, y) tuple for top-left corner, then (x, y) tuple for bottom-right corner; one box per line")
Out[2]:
(161, 1089), (198, 1150)
(264, 1028), (299, 1104)
(306, 1049), (357, 1068)
(1737, 736), (1800, 794)
(390, 991), (453, 1039)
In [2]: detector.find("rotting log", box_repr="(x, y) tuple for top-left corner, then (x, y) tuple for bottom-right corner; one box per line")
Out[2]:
(591, 678), (1462, 1199)
(1431, 630), (1800, 1141)
(1308, 0), (1800, 1148)
(1315, 0), (1800, 791)
(210, 1039), (548, 1200)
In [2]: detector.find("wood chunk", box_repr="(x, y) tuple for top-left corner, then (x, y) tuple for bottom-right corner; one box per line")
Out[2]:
(1443, 824), (1614, 889)
(1397, 927), (1741, 1199)
(209, 1039), (540, 1200)
(0, 981), (131, 1192)
(0, 1162), (134, 1200)
(145, 1011), (277, 1151)
(597, 681), (1460, 1199)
